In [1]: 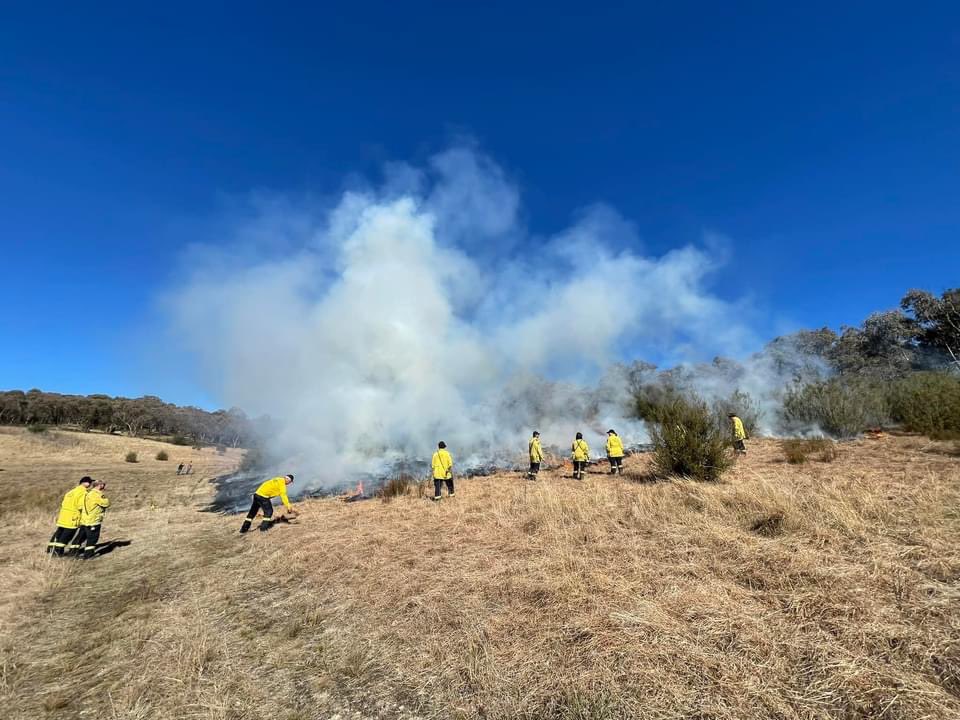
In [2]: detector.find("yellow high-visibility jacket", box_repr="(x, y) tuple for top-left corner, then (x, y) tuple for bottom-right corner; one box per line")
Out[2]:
(732, 416), (747, 441)
(255, 477), (292, 510)
(56, 485), (88, 529)
(529, 437), (543, 463)
(606, 434), (624, 458)
(80, 489), (110, 527)
(571, 439), (590, 462)
(432, 449), (453, 480)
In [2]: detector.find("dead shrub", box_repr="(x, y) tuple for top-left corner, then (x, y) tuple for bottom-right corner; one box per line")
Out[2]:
(124, 451), (138, 463)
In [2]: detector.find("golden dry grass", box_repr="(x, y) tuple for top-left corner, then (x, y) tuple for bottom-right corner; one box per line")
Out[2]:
(1, 428), (958, 719)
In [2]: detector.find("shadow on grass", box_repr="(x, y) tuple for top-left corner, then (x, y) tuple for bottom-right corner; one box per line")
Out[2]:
(93, 539), (133, 557)
(621, 470), (661, 485)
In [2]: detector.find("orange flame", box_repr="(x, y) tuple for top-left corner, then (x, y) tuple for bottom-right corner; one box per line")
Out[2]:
(356, 480), (364, 496)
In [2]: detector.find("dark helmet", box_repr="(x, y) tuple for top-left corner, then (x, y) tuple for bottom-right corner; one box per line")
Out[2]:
(286, 474), (295, 481)
(575, 432), (583, 440)
(80, 476), (93, 485)
(438, 441), (446, 449)
(532, 430), (540, 437)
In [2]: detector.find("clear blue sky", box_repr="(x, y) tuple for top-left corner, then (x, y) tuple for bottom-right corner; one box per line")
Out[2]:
(1, 2), (958, 407)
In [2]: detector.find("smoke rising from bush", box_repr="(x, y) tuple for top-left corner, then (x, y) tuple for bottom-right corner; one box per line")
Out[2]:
(165, 146), (788, 488)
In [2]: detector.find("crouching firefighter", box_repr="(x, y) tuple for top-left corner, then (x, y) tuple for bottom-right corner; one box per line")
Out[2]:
(240, 474), (297, 533)
(432, 442), (454, 501)
(605, 429), (625, 475)
(47, 476), (92, 556)
(76, 479), (110, 559)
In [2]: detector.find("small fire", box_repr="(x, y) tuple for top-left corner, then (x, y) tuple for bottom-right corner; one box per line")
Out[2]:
(356, 480), (364, 496)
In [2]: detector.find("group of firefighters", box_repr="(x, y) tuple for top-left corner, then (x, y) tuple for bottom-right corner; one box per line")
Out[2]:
(45, 415), (750, 544)
(46, 476), (110, 558)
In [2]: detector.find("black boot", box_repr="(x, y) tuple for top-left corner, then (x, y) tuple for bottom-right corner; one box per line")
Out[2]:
(239, 520), (252, 534)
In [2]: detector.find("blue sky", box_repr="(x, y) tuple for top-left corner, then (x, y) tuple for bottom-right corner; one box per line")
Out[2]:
(1, 2), (958, 408)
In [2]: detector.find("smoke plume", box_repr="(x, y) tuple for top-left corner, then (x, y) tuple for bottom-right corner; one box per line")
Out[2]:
(164, 146), (784, 489)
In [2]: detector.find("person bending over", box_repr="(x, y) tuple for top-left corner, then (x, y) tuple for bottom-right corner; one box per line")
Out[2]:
(240, 474), (297, 533)
(47, 476), (92, 556)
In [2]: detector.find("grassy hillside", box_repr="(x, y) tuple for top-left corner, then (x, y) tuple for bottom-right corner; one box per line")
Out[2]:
(1, 428), (958, 719)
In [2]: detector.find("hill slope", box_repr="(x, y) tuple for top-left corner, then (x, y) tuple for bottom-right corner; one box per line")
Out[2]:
(1, 428), (958, 719)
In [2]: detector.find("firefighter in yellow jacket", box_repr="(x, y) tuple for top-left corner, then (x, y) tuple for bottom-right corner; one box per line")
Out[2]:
(571, 432), (590, 480)
(47, 476), (92, 556)
(729, 413), (748, 455)
(240, 474), (297, 533)
(527, 431), (543, 480)
(431, 441), (454, 501)
(76, 479), (110, 559)
(605, 429), (625, 475)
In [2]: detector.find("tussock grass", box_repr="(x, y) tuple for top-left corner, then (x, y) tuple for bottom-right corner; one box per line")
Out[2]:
(377, 473), (416, 501)
(0, 429), (958, 719)
(782, 437), (839, 464)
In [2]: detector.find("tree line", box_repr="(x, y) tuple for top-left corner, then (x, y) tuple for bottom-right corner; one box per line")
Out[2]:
(0, 390), (260, 447)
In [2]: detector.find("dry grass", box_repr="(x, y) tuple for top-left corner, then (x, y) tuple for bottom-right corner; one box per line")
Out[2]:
(782, 437), (840, 465)
(1, 428), (959, 719)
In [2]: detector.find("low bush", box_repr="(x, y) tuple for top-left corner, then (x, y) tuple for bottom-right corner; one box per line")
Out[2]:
(170, 435), (190, 446)
(889, 371), (960, 439)
(125, 451), (138, 463)
(26, 424), (48, 434)
(646, 394), (732, 482)
(156, 450), (169, 461)
(782, 378), (889, 438)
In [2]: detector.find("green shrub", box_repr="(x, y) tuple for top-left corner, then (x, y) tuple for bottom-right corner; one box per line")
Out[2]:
(889, 371), (960, 438)
(26, 424), (48, 434)
(782, 378), (889, 438)
(125, 451), (138, 463)
(646, 394), (733, 482)
(155, 450), (169, 461)
(632, 384), (685, 423)
(170, 435), (190, 446)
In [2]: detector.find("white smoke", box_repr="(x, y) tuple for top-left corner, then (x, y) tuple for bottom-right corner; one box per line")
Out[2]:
(164, 146), (773, 488)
